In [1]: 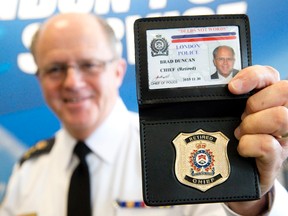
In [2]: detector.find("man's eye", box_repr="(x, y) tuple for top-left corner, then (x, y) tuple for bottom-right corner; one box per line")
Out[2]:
(81, 62), (103, 72)
(85, 62), (103, 68)
(45, 66), (65, 75)
(82, 63), (96, 69)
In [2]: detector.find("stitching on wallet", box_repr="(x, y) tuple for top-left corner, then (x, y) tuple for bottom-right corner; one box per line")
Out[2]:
(143, 118), (236, 126)
(135, 22), (143, 102)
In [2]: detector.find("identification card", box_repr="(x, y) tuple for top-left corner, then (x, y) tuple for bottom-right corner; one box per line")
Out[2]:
(147, 26), (241, 89)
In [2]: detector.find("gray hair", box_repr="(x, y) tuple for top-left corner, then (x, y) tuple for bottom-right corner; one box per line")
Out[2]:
(30, 14), (121, 63)
(213, 45), (235, 59)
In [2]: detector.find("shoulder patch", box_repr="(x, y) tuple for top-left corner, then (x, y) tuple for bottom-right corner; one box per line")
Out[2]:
(19, 137), (55, 166)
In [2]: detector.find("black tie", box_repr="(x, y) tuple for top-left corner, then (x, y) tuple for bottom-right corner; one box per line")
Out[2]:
(68, 141), (92, 216)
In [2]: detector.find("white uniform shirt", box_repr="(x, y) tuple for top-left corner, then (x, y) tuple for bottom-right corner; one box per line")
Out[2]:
(216, 71), (233, 81)
(0, 98), (287, 216)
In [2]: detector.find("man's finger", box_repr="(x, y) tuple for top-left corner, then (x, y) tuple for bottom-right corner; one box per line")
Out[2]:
(228, 65), (280, 95)
(235, 106), (288, 139)
(244, 80), (288, 115)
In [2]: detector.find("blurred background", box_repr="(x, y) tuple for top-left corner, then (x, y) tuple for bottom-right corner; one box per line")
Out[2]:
(1, 0), (288, 202)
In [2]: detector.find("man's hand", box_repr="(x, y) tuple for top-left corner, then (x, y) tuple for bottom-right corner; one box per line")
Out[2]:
(226, 65), (288, 215)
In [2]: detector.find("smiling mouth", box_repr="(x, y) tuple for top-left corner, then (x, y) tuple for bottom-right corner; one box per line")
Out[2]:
(63, 96), (91, 103)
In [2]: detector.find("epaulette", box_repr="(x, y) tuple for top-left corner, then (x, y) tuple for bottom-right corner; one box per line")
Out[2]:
(19, 137), (55, 166)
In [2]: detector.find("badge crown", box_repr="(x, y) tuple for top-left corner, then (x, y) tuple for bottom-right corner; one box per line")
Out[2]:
(196, 142), (206, 149)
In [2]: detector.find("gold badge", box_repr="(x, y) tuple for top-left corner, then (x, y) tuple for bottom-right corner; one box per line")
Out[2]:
(172, 129), (230, 192)
(18, 213), (37, 216)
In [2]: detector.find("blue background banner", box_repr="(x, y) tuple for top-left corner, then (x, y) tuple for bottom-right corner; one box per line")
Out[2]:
(1, 0), (288, 201)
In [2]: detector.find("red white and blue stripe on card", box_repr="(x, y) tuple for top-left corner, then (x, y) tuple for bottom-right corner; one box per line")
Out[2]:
(171, 32), (237, 43)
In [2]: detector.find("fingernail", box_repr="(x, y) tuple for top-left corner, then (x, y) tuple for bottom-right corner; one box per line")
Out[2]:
(231, 79), (242, 91)
(234, 127), (241, 139)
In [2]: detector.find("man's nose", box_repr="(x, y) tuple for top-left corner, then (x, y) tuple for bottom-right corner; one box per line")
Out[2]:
(223, 59), (229, 64)
(63, 66), (85, 88)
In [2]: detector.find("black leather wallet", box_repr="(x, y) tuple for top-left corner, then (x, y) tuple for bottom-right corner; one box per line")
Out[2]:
(134, 14), (260, 206)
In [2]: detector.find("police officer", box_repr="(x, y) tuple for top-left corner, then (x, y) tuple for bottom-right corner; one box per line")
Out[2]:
(1, 13), (288, 216)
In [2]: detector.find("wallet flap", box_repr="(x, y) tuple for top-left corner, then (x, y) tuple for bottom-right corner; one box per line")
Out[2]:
(140, 118), (260, 205)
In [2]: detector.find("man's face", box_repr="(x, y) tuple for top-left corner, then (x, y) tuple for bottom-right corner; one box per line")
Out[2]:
(35, 15), (126, 139)
(213, 47), (235, 77)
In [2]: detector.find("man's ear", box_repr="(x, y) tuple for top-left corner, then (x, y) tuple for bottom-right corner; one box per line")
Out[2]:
(115, 58), (127, 88)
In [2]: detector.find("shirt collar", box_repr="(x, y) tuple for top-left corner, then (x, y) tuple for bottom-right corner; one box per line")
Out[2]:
(85, 98), (130, 164)
(53, 128), (78, 171)
(217, 71), (233, 80)
(53, 98), (130, 169)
